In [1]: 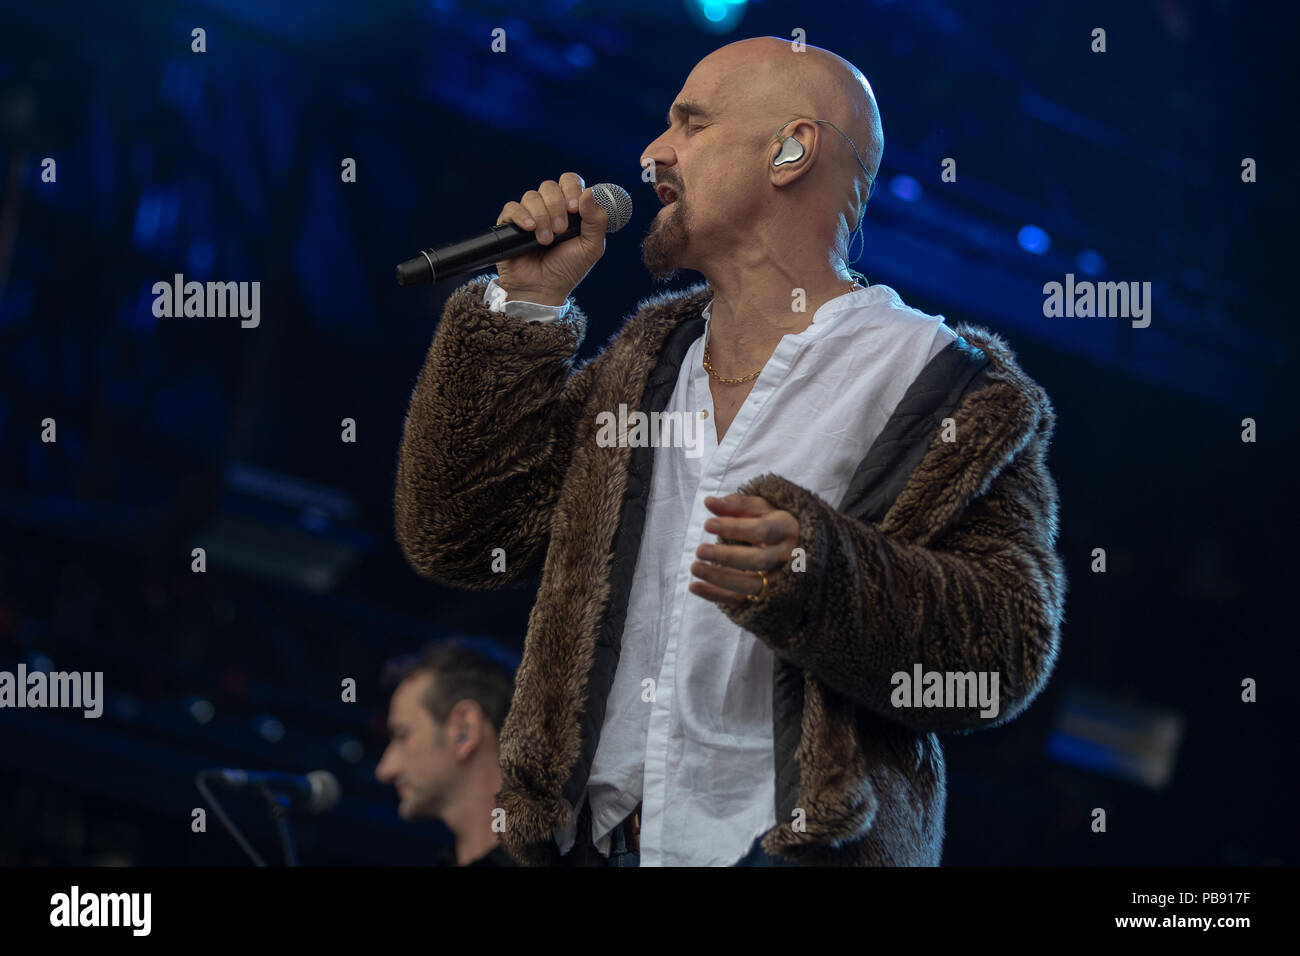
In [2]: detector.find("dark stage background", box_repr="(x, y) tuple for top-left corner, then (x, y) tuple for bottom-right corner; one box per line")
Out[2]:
(0, 0), (1295, 866)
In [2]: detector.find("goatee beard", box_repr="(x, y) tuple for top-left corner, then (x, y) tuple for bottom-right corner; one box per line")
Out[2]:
(641, 196), (688, 281)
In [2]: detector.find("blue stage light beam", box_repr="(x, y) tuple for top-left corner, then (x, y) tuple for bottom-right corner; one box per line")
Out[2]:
(890, 174), (923, 202)
(1017, 224), (1051, 255)
(685, 0), (748, 34)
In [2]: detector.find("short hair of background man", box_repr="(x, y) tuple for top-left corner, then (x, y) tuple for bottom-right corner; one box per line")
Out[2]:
(382, 639), (517, 736)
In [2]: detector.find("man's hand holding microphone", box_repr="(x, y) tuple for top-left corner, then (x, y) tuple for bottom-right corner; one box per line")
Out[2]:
(493, 172), (609, 306)
(394, 173), (630, 291)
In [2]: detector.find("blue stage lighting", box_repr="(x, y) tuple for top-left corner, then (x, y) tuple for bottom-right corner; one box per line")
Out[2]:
(184, 695), (215, 724)
(1076, 249), (1106, 275)
(335, 736), (365, 764)
(564, 43), (594, 69)
(685, 0), (747, 34)
(1017, 224), (1050, 255)
(256, 716), (286, 743)
(889, 174), (922, 202)
(187, 240), (215, 275)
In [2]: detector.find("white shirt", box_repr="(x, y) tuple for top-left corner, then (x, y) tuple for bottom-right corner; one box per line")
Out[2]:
(484, 276), (956, 865)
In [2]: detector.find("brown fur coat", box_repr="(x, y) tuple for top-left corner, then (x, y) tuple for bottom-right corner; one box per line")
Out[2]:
(395, 274), (1065, 865)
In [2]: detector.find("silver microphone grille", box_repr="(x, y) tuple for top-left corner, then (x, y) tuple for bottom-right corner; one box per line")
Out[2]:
(592, 183), (633, 233)
(306, 770), (342, 814)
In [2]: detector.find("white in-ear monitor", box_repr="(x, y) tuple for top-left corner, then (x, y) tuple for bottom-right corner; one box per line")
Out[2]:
(773, 136), (805, 167)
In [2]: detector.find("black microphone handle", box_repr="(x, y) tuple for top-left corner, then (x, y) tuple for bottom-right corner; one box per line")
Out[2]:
(395, 212), (582, 287)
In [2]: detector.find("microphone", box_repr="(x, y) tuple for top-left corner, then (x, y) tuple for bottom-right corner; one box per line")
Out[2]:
(199, 768), (342, 814)
(395, 182), (633, 287)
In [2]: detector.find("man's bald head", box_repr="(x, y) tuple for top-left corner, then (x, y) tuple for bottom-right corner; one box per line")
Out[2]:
(639, 37), (884, 282)
(698, 37), (882, 205)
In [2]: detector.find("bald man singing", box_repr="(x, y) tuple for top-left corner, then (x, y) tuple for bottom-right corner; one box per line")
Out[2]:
(396, 37), (1065, 866)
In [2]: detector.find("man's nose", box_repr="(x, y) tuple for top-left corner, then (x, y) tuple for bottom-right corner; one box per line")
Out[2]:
(640, 141), (675, 180)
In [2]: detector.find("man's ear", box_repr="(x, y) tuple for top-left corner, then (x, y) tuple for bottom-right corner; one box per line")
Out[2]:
(447, 699), (485, 752)
(768, 121), (818, 185)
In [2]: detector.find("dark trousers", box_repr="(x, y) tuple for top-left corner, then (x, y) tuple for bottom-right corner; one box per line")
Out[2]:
(604, 812), (796, 867)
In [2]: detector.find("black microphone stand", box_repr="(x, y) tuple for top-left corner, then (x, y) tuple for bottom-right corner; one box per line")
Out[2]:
(259, 785), (301, 867)
(194, 771), (303, 866)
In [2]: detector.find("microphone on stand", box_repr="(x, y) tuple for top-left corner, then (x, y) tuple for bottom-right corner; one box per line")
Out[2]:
(395, 182), (633, 286)
(198, 768), (342, 814)
(195, 768), (342, 866)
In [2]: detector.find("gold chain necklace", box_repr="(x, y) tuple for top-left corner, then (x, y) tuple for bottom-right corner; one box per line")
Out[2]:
(702, 281), (863, 385)
(702, 341), (762, 384)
